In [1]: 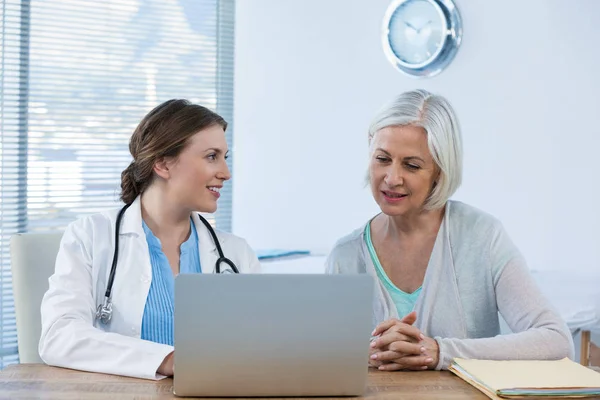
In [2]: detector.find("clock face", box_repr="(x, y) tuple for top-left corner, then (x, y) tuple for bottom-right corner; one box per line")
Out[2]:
(387, 0), (448, 68)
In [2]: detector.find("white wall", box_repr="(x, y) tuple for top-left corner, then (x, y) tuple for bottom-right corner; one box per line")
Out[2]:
(233, 0), (600, 272)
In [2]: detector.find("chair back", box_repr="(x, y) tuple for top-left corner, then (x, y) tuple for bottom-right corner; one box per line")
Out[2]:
(10, 232), (63, 363)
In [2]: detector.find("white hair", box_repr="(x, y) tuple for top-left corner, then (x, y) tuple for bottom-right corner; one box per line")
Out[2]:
(367, 89), (463, 210)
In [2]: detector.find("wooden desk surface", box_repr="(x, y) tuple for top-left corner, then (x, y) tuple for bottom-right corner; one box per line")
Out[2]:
(0, 364), (487, 400)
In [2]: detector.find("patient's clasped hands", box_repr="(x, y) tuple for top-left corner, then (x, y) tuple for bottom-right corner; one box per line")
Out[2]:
(369, 311), (439, 371)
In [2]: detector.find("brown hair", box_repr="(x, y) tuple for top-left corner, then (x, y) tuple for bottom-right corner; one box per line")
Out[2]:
(120, 99), (227, 204)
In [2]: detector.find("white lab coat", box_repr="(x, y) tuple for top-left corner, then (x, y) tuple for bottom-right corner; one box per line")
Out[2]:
(39, 196), (261, 380)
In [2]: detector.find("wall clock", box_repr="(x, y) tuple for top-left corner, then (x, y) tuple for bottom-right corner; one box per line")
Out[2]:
(382, 0), (462, 78)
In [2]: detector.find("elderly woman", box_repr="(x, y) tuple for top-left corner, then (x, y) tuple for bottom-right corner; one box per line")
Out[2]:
(325, 89), (573, 371)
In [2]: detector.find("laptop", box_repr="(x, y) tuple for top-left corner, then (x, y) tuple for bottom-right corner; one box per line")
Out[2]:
(173, 274), (374, 397)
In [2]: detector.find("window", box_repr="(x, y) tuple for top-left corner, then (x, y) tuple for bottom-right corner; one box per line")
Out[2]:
(0, 0), (235, 367)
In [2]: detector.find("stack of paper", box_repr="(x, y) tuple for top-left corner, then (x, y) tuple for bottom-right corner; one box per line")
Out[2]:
(449, 358), (600, 399)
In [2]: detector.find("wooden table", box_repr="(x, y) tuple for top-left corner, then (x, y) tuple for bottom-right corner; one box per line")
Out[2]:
(0, 364), (487, 399)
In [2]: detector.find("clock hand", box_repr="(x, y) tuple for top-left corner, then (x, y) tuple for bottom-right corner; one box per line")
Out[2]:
(416, 20), (433, 34)
(404, 21), (418, 33)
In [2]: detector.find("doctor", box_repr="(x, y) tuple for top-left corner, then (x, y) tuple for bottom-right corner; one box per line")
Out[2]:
(39, 99), (261, 380)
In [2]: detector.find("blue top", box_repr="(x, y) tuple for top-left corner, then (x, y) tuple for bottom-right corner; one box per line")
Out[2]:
(140, 219), (201, 346)
(364, 222), (422, 319)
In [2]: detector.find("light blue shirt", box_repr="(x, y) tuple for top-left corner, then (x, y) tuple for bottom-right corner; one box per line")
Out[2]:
(364, 222), (422, 319)
(140, 219), (201, 346)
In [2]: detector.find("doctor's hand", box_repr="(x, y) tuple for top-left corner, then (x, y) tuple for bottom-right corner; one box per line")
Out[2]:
(158, 351), (174, 377)
(368, 312), (438, 371)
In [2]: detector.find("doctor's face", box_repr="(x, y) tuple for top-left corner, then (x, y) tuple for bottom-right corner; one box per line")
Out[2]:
(369, 125), (438, 218)
(165, 124), (231, 213)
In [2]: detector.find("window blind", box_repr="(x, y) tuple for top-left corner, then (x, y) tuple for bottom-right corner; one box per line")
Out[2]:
(0, 0), (235, 368)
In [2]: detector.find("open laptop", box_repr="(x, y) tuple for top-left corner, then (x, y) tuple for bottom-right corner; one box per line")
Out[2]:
(173, 274), (374, 397)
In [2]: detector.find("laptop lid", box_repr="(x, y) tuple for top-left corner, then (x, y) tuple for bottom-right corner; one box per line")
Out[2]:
(173, 274), (373, 397)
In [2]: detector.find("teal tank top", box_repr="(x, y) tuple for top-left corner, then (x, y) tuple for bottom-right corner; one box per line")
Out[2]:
(364, 222), (421, 318)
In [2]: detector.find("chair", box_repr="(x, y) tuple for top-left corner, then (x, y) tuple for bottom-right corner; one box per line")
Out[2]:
(582, 330), (591, 366)
(10, 232), (63, 363)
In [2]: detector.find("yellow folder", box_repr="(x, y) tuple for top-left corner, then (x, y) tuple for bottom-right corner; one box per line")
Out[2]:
(449, 358), (600, 399)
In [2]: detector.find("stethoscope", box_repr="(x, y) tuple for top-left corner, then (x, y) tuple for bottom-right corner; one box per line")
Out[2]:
(96, 202), (239, 325)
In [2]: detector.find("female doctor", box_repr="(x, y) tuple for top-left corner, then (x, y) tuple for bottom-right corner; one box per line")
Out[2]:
(39, 99), (261, 380)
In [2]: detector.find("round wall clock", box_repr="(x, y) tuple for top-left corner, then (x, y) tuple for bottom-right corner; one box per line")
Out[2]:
(382, 0), (462, 78)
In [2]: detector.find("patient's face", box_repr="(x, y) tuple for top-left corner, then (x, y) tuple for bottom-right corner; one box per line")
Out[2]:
(369, 125), (438, 217)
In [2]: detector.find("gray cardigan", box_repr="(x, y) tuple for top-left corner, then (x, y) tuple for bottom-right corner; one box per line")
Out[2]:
(325, 200), (574, 370)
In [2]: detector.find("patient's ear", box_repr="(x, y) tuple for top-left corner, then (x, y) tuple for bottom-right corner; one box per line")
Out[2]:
(433, 167), (441, 186)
